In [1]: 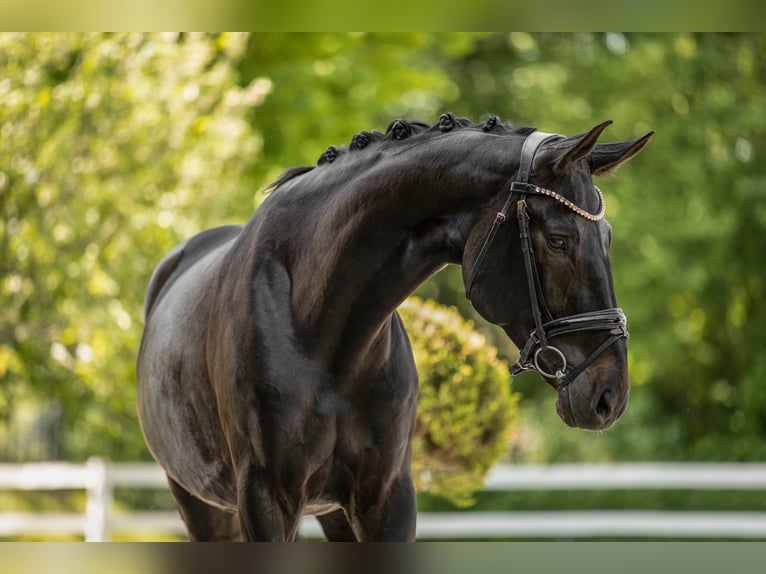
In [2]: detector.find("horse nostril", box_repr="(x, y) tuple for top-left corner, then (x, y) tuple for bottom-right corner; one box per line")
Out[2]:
(596, 388), (614, 419)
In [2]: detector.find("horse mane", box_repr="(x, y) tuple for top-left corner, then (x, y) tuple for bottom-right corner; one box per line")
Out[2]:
(265, 166), (316, 190)
(265, 113), (535, 191)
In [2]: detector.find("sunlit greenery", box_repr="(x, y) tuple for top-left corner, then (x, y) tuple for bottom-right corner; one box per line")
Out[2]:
(0, 33), (262, 460)
(400, 297), (518, 506)
(2, 33), (766, 472)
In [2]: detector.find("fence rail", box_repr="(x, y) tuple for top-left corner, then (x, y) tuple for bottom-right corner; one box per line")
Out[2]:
(3, 459), (766, 541)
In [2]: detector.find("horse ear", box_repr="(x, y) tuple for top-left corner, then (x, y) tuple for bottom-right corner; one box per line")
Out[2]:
(587, 131), (655, 176)
(553, 120), (613, 172)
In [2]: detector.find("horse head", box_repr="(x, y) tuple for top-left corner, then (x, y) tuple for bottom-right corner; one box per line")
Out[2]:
(463, 121), (653, 431)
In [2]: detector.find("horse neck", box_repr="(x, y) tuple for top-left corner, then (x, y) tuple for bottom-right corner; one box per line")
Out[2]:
(278, 132), (524, 375)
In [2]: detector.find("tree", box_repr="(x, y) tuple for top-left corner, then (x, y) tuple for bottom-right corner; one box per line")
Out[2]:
(0, 33), (263, 460)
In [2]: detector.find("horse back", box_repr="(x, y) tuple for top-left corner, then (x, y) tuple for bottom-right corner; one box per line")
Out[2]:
(143, 225), (243, 321)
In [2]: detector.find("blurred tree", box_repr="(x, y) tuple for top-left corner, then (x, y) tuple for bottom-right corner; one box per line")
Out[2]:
(0, 33), (263, 460)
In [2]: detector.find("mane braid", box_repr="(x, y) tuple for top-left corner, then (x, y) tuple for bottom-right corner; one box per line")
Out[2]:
(266, 113), (533, 191)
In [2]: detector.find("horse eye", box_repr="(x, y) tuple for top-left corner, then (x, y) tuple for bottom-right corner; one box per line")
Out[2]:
(547, 236), (567, 252)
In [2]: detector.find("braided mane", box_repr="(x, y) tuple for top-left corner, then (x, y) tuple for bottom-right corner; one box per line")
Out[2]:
(267, 113), (535, 191)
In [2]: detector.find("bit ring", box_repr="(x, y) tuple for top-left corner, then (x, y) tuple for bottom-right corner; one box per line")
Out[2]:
(534, 346), (567, 381)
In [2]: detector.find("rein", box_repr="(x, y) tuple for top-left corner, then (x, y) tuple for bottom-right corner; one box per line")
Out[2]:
(466, 131), (629, 389)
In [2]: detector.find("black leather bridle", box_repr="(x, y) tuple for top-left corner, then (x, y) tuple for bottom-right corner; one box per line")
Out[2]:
(466, 131), (629, 389)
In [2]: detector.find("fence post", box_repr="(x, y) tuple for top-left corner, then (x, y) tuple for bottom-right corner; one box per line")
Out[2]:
(84, 457), (112, 542)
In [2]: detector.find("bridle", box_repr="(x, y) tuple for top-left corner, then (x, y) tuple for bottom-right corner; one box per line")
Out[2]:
(465, 131), (629, 389)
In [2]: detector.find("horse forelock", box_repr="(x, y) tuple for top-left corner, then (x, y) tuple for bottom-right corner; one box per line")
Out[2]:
(265, 113), (532, 191)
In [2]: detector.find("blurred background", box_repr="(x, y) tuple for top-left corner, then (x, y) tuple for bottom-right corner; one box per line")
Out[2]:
(2, 32), (766, 540)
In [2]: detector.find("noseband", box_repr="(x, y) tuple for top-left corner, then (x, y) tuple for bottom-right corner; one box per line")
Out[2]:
(466, 131), (629, 389)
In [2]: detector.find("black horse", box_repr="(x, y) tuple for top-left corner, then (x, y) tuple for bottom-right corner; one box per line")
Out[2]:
(137, 113), (653, 541)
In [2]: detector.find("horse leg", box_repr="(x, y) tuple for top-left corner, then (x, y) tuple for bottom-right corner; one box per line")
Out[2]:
(351, 475), (417, 542)
(167, 477), (241, 541)
(317, 509), (358, 541)
(236, 467), (304, 541)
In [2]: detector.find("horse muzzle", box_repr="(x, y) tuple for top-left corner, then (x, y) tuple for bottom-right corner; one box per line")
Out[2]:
(554, 354), (630, 430)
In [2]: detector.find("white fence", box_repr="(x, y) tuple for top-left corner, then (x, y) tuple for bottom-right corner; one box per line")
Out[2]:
(0, 458), (184, 541)
(3, 459), (766, 541)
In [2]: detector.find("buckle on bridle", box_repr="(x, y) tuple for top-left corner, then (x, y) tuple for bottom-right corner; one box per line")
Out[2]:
(516, 198), (530, 219)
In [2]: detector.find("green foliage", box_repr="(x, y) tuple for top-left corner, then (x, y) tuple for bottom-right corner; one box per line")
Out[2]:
(0, 33), (262, 460)
(399, 297), (518, 506)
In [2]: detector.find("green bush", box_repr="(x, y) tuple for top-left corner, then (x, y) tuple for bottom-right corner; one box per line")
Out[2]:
(399, 296), (519, 507)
